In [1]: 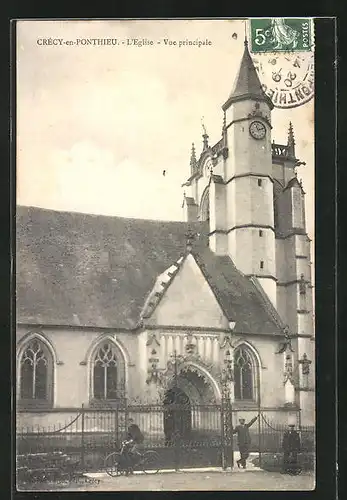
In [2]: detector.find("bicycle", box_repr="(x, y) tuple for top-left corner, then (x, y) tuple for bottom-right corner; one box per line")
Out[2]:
(104, 440), (160, 477)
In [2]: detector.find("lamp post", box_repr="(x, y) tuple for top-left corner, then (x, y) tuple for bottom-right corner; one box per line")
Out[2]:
(219, 321), (236, 470)
(221, 349), (234, 471)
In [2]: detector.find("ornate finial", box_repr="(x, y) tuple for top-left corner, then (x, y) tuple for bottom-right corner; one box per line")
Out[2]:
(185, 229), (196, 253)
(299, 353), (312, 375)
(287, 121), (296, 157)
(201, 117), (209, 150)
(276, 325), (295, 354)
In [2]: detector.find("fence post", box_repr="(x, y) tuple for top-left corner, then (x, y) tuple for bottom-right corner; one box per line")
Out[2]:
(221, 402), (226, 470)
(221, 392), (233, 471)
(80, 404), (85, 470)
(228, 401), (233, 470)
(258, 403), (262, 468)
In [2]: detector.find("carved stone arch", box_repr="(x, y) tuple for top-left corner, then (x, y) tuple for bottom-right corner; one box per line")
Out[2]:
(159, 361), (222, 404)
(183, 362), (222, 403)
(17, 330), (61, 366)
(233, 339), (265, 370)
(81, 333), (130, 369)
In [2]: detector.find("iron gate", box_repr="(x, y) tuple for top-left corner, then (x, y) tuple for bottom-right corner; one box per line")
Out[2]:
(17, 404), (312, 473)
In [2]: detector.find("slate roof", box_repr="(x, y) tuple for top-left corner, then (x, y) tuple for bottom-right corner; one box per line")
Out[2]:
(223, 41), (274, 110)
(16, 206), (283, 334)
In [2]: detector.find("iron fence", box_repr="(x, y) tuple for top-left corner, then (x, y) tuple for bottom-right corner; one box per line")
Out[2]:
(17, 403), (314, 474)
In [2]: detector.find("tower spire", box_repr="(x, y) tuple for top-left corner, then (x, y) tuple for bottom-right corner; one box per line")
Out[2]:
(244, 19), (248, 45)
(287, 121), (296, 157)
(222, 40), (274, 111)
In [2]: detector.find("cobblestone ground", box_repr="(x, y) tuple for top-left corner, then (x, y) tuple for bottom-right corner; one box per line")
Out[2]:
(21, 469), (315, 492)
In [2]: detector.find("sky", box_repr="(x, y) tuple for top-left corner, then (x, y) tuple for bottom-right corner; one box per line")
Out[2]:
(16, 19), (314, 244)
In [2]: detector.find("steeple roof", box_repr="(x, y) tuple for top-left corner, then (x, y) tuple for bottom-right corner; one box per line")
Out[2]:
(222, 41), (274, 111)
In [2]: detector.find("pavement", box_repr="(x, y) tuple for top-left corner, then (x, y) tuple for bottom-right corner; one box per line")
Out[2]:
(19, 457), (315, 492)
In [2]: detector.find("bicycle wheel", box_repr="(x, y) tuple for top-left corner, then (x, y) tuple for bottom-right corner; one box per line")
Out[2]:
(141, 451), (160, 474)
(104, 452), (122, 477)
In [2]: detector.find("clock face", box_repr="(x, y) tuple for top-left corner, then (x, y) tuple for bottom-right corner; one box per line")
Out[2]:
(249, 120), (266, 140)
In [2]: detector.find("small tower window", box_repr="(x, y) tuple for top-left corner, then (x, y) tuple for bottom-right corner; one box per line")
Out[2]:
(260, 260), (264, 269)
(259, 230), (263, 237)
(258, 179), (263, 187)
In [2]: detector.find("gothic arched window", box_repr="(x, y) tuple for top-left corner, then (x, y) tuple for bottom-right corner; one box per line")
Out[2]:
(234, 346), (258, 401)
(19, 338), (54, 408)
(92, 342), (125, 401)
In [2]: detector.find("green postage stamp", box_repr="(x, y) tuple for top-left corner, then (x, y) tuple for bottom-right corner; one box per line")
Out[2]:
(250, 18), (313, 53)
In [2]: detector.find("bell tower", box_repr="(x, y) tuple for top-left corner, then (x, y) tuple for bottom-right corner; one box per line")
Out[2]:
(182, 40), (277, 306)
(222, 40), (277, 306)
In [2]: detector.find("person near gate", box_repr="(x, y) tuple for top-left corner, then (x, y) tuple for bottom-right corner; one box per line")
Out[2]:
(233, 416), (258, 469)
(282, 424), (301, 473)
(123, 418), (144, 465)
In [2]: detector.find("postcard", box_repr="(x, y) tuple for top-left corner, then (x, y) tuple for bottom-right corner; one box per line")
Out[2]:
(16, 18), (315, 491)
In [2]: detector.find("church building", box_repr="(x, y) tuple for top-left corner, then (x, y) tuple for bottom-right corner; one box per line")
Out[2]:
(16, 41), (315, 434)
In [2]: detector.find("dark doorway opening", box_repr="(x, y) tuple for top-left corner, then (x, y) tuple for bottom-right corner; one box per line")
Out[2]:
(163, 387), (191, 445)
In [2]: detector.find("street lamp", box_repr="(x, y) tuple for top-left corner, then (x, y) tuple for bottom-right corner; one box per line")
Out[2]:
(220, 351), (234, 471)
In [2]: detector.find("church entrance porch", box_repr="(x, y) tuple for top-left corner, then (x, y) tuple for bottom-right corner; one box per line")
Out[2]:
(159, 365), (225, 468)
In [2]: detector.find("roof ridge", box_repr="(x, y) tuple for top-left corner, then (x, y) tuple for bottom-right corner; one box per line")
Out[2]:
(140, 255), (185, 321)
(16, 204), (202, 226)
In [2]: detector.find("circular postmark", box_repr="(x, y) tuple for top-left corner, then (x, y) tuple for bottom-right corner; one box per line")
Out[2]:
(252, 52), (314, 109)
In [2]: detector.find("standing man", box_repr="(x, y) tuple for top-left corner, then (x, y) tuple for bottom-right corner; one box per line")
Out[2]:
(282, 424), (301, 473)
(233, 416), (258, 469)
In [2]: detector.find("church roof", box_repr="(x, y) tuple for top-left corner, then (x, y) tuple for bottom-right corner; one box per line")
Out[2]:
(16, 206), (283, 334)
(222, 41), (274, 111)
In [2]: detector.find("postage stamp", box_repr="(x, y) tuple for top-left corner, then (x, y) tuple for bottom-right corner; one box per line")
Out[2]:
(250, 18), (313, 53)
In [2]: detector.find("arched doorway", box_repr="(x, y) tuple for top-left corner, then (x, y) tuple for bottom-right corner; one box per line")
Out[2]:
(160, 364), (224, 467)
(163, 387), (191, 445)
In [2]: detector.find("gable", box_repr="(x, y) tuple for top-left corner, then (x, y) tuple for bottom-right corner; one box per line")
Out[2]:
(148, 254), (228, 329)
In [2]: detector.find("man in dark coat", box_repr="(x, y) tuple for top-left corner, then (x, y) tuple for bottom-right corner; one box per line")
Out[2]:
(233, 416), (258, 469)
(282, 424), (301, 473)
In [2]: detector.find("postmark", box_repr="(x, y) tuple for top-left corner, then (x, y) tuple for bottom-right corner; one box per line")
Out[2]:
(252, 52), (314, 108)
(250, 18), (313, 53)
